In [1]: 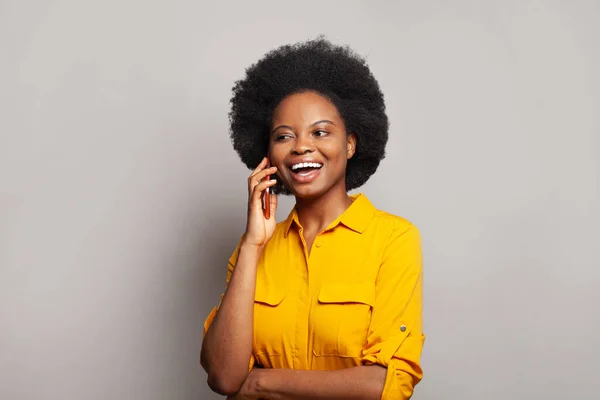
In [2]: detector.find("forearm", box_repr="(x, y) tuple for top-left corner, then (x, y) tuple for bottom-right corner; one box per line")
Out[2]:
(201, 242), (262, 394)
(254, 366), (386, 400)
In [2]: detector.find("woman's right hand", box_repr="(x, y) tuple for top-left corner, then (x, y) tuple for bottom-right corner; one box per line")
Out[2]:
(244, 157), (278, 248)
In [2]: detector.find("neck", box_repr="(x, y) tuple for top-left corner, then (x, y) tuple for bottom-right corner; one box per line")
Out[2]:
(295, 185), (353, 234)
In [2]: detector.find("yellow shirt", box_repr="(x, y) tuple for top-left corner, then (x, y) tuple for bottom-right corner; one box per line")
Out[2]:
(203, 193), (425, 399)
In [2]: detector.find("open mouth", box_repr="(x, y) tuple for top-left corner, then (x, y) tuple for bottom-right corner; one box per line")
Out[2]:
(290, 162), (323, 176)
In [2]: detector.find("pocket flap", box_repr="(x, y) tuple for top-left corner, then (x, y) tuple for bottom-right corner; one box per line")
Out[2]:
(318, 282), (375, 306)
(254, 285), (286, 306)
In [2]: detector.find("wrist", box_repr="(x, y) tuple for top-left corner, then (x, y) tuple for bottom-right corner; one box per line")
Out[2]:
(240, 238), (265, 254)
(250, 369), (277, 398)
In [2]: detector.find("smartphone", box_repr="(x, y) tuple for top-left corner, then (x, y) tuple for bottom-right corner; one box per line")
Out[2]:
(263, 156), (271, 219)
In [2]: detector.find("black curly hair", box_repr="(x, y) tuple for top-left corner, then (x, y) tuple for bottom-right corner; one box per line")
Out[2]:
(229, 36), (389, 195)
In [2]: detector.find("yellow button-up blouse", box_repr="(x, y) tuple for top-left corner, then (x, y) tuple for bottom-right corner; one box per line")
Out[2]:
(203, 193), (425, 399)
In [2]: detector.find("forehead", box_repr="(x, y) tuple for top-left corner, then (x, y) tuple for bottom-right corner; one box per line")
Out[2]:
(271, 91), (342, 125)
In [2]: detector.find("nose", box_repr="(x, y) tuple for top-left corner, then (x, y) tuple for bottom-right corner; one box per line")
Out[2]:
(292, 133), (314, 155)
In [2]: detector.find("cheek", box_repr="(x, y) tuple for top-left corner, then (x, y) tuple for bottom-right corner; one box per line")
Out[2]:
(323, 142), (349, 164)
(268, 147), (285, 167)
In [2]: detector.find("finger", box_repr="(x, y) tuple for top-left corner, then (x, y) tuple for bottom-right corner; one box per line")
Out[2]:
(248, 157), (268, 180)
(251, 178), (277, 197)
(247, 167), (277, 194)
(250, 166), (277, 185)
(268, 193), (278, 219)
(250, 179), (277, 204)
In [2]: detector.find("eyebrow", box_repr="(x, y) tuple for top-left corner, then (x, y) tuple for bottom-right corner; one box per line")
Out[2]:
(271, 119), (336, 134)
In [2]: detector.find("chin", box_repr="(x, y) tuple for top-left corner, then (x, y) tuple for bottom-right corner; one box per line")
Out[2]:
(290, 183), (329, 200)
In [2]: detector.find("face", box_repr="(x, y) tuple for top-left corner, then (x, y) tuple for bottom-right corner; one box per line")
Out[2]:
(269, 91), (356, 199)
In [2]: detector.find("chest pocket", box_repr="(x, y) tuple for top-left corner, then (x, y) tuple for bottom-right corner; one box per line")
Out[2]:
(253, 284), (286, 356)
(312, 281), (375, 358)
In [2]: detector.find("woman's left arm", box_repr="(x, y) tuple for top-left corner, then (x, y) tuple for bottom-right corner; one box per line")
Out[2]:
(231, 221), (425, 400)
(359, 222), (425, 399)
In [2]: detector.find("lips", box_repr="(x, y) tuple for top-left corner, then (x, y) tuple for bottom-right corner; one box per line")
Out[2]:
(289, 166), (322, 183)
(287, 161), (323, 184)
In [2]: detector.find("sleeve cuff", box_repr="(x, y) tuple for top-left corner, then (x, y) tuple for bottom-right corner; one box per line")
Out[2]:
(379, 361), (416, 400)
(361, 333), (425, 399)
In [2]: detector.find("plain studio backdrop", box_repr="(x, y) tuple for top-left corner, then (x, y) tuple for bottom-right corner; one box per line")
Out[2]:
(1, 0), (599, 399)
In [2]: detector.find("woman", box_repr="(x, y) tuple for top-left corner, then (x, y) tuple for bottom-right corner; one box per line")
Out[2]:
(200, 37), (424, 400)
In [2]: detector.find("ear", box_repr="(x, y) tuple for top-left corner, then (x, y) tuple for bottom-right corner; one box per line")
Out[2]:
(346, 133), (357, 160)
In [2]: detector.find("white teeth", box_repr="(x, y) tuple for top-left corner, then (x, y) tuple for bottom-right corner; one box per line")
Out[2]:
(291, 162), (323, 171)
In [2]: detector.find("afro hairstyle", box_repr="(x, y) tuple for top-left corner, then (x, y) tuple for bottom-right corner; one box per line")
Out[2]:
(229, 36), (389, 195)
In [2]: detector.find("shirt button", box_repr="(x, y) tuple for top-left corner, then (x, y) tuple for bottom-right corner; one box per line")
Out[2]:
(400, 325), (407, 332)
(315, 242), (322, 248)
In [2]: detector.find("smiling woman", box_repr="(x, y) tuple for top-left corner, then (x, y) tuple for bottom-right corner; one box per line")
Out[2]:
(200, 37), (424, 400)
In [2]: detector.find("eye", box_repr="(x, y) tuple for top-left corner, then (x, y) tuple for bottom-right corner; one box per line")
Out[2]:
(314, 130), (329, 137)
(275, 133), (293, 141)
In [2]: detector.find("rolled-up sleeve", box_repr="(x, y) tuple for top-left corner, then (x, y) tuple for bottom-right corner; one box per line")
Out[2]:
(361, 222), (425, 399)
(202, 238), (256, 371)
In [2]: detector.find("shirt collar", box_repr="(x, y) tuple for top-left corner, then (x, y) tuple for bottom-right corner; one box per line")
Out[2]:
(284, 193), (376, 237)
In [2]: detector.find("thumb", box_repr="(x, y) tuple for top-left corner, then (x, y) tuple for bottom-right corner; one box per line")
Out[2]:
(269, 193), (278, 219)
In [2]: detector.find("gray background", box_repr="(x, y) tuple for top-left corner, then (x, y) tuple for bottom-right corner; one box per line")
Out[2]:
(1, 0), (599, 399)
